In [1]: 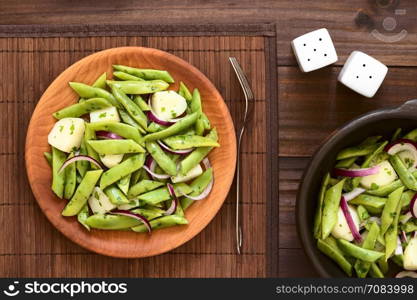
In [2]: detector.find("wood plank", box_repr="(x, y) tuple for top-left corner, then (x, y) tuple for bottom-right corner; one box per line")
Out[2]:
(279, 249), (318, 277)
(1, 0), (417, 66)
(279, 66), (417, 157)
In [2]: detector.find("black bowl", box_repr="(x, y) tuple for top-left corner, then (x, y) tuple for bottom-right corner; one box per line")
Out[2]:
(296, 99), (417, 277)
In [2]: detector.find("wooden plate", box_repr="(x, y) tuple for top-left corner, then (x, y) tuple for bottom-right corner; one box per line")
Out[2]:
(25, 47), (236, 258)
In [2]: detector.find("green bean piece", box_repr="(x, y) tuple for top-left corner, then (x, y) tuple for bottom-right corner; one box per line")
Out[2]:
(104, 185), (129, 205)
(76, 139), (89, 177)
(179, 128), (218, 175)
(390, 154), (417, 191)
(86, 214), (143, 230)
(336, 143), (378, 160)
(88, 121), (143, 144)
(128, 180), (164, 199)
(131, 215), (188, 233)
(88, 140), (145, 155)
(335, 157), (356, 168)
(146, 141), (177, 175)
(366, 179), (403, 197)
(53, 98), (111, 119)
(64, 153), (77, 200)
(200, 113), (211, 130)
(337, 239), (384, 262)
(354, 221), (380, 278)
(77, 204), (90, 231)
(391, 254), (404, 267)
(133, 95), (150, 111)
(369, 263), (384, 278)
(402, 220), (417, 233)
(313, 173), (330, 239)
(76, 173), (83, 184)
(51, 147), (67, 198)
(44, 151), (52, 166)
(377, 258), (389, 274)
(391, 128), (402, 142)
(84, 123), (100, 169)
(147, 122), (167, 133)
(117, 174), (131, 195)
(131, 208), (164, 220)
(181, 168), (213, 210)
(62, 169), (103, 216)
(321, 179), (346, 239)
(401, 190), (415, 209)
(130, 169), (143, 186)
(107, 80), (169, 95)
(111, 86), (148, 129)
(113, 71), (144, 81)
(348, 194), (386, 213)
(69, 82), (120, 108)
(381, 187), (404, 235)
(138, 183), (192, 205)
(317, 239), (352, 276)
(100, 153), (145, 190)
(384, 189), (403, 260)
(403, 128), (417, 141)
(179, 81), (192, 101)
(190, 88), (205, 136)
(113, 65), (175, 83)
(163, 135), (220, 150)
(356, 205), (370, 223)
(118, 109), (146, 134)
(144, 112), (200, 142)
(78, 72), (107, 103)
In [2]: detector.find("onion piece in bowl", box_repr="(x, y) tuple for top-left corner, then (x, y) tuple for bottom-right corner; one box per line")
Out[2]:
(96, 131), (124, 140)
(59, 155), (103, 174)
(142, 156), (170, 180)
(385, 138), (417, 169)
(111, 209), (151, 233)
(340, 196), (362, 243)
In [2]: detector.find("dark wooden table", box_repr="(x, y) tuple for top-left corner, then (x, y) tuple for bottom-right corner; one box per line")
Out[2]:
(1, 0), (416, 277)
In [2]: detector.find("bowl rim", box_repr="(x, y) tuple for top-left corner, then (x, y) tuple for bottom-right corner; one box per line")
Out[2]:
(25, 46), (237, 258)
(296, 99), (417, 277)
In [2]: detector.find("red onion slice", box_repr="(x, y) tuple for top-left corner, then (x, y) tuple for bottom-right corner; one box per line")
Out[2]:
(58, 155), (103, 174)
(96, 131), (124, 140)
(385, 138), (417, 152)
(343, 188), (366, 201)
(165, 183), (178, 215)
(410, 193), (417, 218)
(333, 166), (380, 178)
(401, 230), (408, 243)
(340, 196), (362, 242)
(143, 157), (170, 180)
(396, 271), (417, 278)
(111, 209), (151, 233)
(157, 140), (193, 155)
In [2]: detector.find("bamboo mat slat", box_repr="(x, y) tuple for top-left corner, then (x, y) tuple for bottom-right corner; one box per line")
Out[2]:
(0, 24), (278, 278)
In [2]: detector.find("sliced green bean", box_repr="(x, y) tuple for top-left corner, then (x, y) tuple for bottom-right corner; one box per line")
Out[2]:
(69, 82), (120, 108)
(88, 140), (145, 155)
(317, 239), (352, 276)
(354, 221), (380, 278)
(51, 147), (67, 198)
(179, 81), (192, 101)
(113, 71), (144, 81)
(111, 86), (148, 129)
(144, 112), (200, 142)
(53, 98), (111, 119)
(77, 204), (90, 231)
(321, 179), (346, 239)
(377, 258), (389, 274)
(391, 254), (404, 267)
(179, 128), (217, 175)
(390, 154), (417, 191)
(88, 121), (143, 144)
(131, 215), (188, 233)
(113, 65), (174, 83)
(403, 220), (417, 233)
(348, 194), (386, 213)
(369, 263), (384, 278)
(128, 180), (164, 199)
(131, 208), (164, 220)
(381, 187), (403, 235)
(366, 179), (403, 197)
(108, 80), (169, 95)
(181, 168), (213, 210)
(163, 135), (220, 149)
(337, 239), (384, 262)
(133, 95), (150, 111)
(77, 139), (89, 177)
(401, 190), (415, 209)
(117, 174), (131, 195)
(357, 205), (370, 223)
(78, 72), (107, 103)
(385, 190), (403, 260)
(99, 153), (145, 189)
(336, 143), (379, 160)
(44, 151), (52, 166)
(391, 128), (402, 142)
(86, 214), (143, 230)
(138, 183), (192, 205)
(84, 123), (100, 168)
(403, 128), (417, 141)
(313, 173), (330, 239)
(147, 122), (167, 133)
(146, 141), (177, 175)
(64, 153), (77, 199)
(62, 169), (103, 216)
(104, 185), (129, 205)
(118, 109), (146, 134)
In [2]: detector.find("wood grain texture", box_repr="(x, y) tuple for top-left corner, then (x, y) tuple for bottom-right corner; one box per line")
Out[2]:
(0, 26), (274, 277)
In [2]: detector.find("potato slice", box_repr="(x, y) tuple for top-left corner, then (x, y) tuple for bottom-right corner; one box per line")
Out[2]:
(90, 106), (120, 123)
(151, 91), (187, 121)
(360, 160), (397, 189)
(48, 118), (85, 153)
(331, 205), (360, 241)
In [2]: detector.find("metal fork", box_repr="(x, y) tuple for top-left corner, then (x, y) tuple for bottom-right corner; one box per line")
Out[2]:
(229, 57), (254, 254)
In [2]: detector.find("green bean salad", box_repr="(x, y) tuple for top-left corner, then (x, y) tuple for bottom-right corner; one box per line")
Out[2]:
(314, 128), (417, 278)
(45, 65), (219, 233)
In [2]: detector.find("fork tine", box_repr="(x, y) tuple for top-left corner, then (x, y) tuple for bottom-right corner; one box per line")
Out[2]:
(229, 57), (254, 100)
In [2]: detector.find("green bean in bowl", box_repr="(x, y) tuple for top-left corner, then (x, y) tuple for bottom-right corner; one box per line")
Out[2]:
(45, 65), (219, 234)
(313, 129), (417, 278)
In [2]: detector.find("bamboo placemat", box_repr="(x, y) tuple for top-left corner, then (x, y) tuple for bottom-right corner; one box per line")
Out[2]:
(0, 24), (278, 278)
